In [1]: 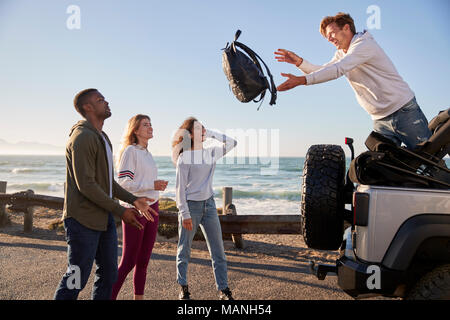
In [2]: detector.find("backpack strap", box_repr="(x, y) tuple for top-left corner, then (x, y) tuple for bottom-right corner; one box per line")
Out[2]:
(234, 30), (242, 42)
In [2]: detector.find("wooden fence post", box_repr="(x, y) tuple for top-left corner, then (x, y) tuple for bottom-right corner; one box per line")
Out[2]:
(223, 187), (233, 212)
(23, 190), (34, 233)
(222, 187), (244, 249)
(221, 187), (232, 241)
(0, 181), (8, 227)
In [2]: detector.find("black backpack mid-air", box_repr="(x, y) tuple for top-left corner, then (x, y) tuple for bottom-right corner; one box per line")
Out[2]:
(222, 30), (276, 110)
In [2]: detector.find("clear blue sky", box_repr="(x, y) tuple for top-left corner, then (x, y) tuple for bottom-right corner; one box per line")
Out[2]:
(0, 0), (449, 157)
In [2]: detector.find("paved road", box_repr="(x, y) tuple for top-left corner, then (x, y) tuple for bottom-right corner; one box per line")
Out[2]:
(0, 212), (385, 301)
(0, 235), (354, 300)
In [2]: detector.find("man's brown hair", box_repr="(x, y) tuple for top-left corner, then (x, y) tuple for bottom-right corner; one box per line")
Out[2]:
(320, 12), (356, 37)
(73, 88), (98, 117)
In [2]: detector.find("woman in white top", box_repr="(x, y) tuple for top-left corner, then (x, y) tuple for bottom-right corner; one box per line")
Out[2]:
(111, 114), (168, 300)
(172, 117), (237, 300)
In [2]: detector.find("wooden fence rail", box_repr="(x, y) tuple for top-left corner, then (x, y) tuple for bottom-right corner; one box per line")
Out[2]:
(0, 183), (302, 247)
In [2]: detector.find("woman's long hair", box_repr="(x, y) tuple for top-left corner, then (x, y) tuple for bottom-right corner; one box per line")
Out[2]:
(171, 116), (198, 164)
(117, 114), (150, 166)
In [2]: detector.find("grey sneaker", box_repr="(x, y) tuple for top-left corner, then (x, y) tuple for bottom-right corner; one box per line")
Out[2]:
(219, 287), (234, 300)
(179, 285), (190, 300)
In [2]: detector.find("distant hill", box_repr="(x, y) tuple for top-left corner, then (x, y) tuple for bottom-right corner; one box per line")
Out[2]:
(0, 139), (64, 155)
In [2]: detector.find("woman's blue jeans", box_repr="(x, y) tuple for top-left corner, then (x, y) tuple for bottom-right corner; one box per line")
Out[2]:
(373, 97), (431, 150)
(176, 196), (228, 291)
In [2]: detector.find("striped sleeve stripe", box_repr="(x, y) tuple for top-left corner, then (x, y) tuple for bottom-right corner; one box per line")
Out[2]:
(118, 170), (134, 180)
(118, 173), (134, 180)
(119, 170), (134, 175)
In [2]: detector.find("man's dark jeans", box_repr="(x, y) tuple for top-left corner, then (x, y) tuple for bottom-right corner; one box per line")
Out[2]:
(54, 213), (118, 300)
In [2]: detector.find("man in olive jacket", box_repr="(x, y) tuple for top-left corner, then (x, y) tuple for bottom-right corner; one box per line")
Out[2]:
(54, 88), (158, 300)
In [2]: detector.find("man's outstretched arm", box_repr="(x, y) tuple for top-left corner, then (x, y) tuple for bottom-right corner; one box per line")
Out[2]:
(274, 49), (304, 67)
(276, 40), (372, 91)
(275, 49), (339, 75)
(277, 73), (307, 91)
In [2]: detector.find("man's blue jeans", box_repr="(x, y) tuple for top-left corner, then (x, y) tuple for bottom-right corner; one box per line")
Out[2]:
(373, 97), (431, 150)
(54, 213), (118, 300)
(176, 196), (228, 291)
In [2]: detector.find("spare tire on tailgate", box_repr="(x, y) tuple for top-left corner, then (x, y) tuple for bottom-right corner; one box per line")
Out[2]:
(301, 144), (346, 250)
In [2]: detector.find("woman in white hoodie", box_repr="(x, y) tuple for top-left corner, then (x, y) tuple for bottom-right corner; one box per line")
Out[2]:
(172, 117), (237, 300)
(111, 114), (168, 300)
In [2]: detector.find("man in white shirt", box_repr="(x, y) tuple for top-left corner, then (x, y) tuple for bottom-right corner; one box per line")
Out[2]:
(275, 12), (431, 150)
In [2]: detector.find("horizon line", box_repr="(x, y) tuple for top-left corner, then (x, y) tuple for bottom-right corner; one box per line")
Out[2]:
(0, 153), (308, 158)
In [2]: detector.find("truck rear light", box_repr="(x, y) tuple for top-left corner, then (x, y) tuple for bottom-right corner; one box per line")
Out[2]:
(353, 192), (370, 226)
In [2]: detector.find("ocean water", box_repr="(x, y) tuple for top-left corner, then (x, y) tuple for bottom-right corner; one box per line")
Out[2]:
(0, 155), (305, 215)
(2, 155), (448, 215)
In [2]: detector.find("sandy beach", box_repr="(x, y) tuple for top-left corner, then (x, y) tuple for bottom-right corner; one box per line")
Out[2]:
(0, 207), (387, 300)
